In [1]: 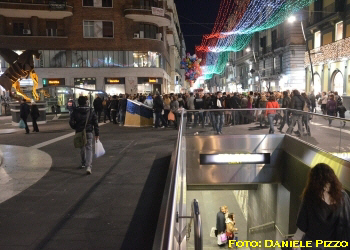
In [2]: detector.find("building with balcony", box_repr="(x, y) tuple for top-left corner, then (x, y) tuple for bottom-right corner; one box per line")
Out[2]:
(257, 19), (306, 92)
(304, 0), (350, 96)
(0, 0), (186, 102)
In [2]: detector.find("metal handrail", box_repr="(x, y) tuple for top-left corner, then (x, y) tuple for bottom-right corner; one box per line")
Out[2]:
(249, 221), (275, 232)
(153, 109), (185, 250)
(184, 108), (350, 122)
(250, 221), (294, 240)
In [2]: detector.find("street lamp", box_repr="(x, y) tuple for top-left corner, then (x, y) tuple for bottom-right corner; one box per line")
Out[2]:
(288, 15), (315, 92)
(246, 47), (251, 52)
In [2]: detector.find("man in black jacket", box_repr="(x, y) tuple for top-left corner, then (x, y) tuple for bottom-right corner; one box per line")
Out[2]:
(69, 96), (99, 174)
(93, 95), (103, 123)
(20, 99), (30, 134)
(110, 95), (118, 124)
(278, 91), (291, 132)
(214, 92), (225, 134)
(216, 206), (226, 246)
(118, 94), (128, 126)
(286, 90), (305, 136)
(230, 93), (241, 125)
(153, 94), (167, 128)
(194, 93), (204, 128)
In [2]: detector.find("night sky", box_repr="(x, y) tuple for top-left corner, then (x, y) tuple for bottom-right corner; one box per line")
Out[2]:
(175, 0), (220, 55)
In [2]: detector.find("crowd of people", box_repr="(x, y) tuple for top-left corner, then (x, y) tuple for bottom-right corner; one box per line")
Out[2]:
(89, 89), (347, 136)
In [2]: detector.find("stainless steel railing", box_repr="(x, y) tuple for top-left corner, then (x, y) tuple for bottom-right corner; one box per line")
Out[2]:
(249, 221), (294, 240)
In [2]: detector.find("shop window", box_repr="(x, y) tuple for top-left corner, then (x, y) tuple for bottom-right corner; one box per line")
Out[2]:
(13, 22), (24, 36)
(102, 22), (113, 38)
(102, 0), (112, 7)
(46, 21), (57, 36)
(314, 31), (321, 48)
(83, 0), (93, 6)
(72, 51), (83, 67)
(335, 21), (343, 41)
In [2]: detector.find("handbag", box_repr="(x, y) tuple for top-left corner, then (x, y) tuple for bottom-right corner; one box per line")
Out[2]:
(19, 119), (25, 129)
(168, 111), (175, 121)
(210, 227), (216, 238)
(220, 233), (227, 243)
(74, 109), (90, 148)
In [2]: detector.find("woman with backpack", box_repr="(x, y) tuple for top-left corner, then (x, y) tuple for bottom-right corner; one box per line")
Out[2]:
(326, 94), (337, 126)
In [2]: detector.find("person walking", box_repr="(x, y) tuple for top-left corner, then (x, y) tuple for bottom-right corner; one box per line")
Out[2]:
(153, 94), (167, 128)
(278, 91), (291, 132)
(214, 92), (225, 135)
(290, 163), (350, 247)
(20, 99), (30, 134)
(320, 92), (328, 115)
(118, 94), (127, 126)
(327, 94), (337, 126)
(266, 95), (280, 134)
(103, 97), (111, 123)
(309, 91), (316, 113)
(170, 95), (179, 129)
(30, 102), (40, 132)
(194, 93), (205, 128)
(226, 213), (236, 244)
(337, 101), (347, 127)
(163, 94), (171, 126)
(286, 90), (305, 137)
(259, 95), (268, 128)
(110, 95), (118, 124)
(93, 95), (103, 123)
(216, 206), (227, 246)
(66, 98), (75, 115)
(69, 96), (99, 175)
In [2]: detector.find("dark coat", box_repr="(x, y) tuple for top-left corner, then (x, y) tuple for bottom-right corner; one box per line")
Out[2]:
(20, 102), (30, 119)
(194, 97), (204, 110)
(216, 211), (226, 233)
(118, 98), (127, 113)
(281, 96), (291, 108)
(213, 97), (224, 109)
(110, 99), (118, 111)
(30, 104), (40, 120)
(69, 106), (99, 136)
(93, 97), (103, 111)
(290, 94), (305, 111)
(231, 96), (241, 109)
(153, 96), (164, 113)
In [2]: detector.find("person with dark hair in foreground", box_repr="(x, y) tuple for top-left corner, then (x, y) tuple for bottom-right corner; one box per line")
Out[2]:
(290, 163), (350, 248)
(69, 96), (99, 175)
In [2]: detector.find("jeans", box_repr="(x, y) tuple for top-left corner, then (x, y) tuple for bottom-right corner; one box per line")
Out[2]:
(286, 114), (303, 135)
(210, 112), (216, 130)
(119, 111), (126, 125)
(268, 114), (275, 133)
(279, 110), (289, 130)
(96, 110), (102, 123)
(155, 112), (167, 128)
(231, 111), (239, 125)
(194, 112), (204, 128)
(214, 112), (224, 133)
(302, 115), (310, 134)
(81, 132), (93, 168)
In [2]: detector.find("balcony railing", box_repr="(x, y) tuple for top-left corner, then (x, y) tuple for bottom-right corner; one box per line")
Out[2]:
(0, 0), (70, 10)
(305, 37), (350, 66)
(125, 1), (167, 10)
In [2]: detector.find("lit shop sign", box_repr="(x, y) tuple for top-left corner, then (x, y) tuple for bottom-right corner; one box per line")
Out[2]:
(149, 78), (157, 83)
(43, 78), (65, 86)
(200, 153), (271, 165)
(105, 78), (125, 84)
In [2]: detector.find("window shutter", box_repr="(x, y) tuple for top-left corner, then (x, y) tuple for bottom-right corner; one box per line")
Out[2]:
(94, 21), (103, 38)
(94, 0), (102, 7)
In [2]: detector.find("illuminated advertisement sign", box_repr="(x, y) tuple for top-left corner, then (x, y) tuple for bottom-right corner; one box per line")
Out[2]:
(105, 78), (125, 84)
(200, 153), (271, 165)
(43, 78), (65, 86)
(149, 78), (157, 83)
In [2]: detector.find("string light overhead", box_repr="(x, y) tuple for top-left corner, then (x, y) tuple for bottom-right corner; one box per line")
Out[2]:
(197, 0), (315, 79)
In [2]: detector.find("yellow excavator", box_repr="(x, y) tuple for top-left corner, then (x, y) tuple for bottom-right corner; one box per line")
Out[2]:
(0, 49), (41, 101)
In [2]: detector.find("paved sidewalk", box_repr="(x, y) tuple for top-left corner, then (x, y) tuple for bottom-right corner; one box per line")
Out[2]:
(0, 122), (178, 250)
